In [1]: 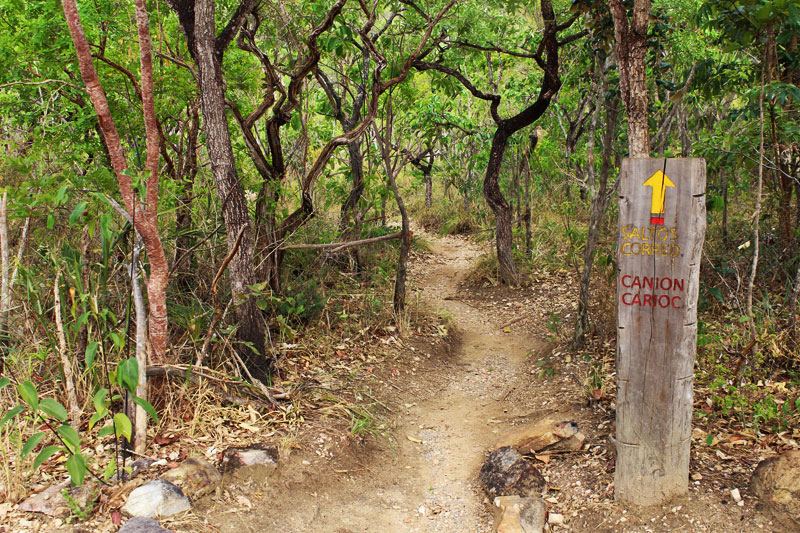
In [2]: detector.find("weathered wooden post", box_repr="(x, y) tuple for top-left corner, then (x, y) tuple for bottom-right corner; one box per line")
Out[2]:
(615, 158), (706, 505)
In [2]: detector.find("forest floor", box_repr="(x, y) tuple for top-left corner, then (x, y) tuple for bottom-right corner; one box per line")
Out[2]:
(191, 232), (781, 533)
(5, 232), (787, 532)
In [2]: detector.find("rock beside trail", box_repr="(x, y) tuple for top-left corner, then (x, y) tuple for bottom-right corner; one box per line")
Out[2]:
(121, 480), (191, 519)
(118, 517), (173, 533)
(161, 457), (222, 500)
(221, 445), (278, 484)
(221, 445), (278, 472)
(493, 495), (546, 533)
(496, 418), (585, 454)
(750, 450), (800, 531)
(480, 446), (545, 498)
(17, 481), (93, 517)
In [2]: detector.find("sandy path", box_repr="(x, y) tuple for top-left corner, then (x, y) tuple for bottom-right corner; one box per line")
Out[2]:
(294, 236), (540, 532)
(202, 234), (544, 532)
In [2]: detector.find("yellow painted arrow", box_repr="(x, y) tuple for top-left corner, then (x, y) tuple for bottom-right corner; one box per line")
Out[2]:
(642, 170), (675, 225)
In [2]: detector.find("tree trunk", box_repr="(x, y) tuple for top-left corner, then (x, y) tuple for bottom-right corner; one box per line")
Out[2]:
(573, 92), (619, 347)
(62, 0), (170, 370)
(722, 170), (729, 242)
(0, 190), (8, 361)
(747, 39), (770, 337)
(424, 169), (433, 208)
(339, 139), (366, 228)
(523, 131), (537, 255)
(192, 0), (268, 381)
(609, 0), (651, 158)
(485, 129), (519, 284)
(174, 108), (199, 290)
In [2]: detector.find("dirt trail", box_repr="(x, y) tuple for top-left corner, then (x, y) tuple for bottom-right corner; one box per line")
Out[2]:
(202, 234), (545, 532)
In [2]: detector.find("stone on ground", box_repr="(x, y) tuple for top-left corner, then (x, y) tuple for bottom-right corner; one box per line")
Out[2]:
(750, 450), (800, 531)
(17, 481), (93, 517)
(480, 446), (545, 498)
(221, 445), (278, 484)
(118, 517), (172, 532)
(496, 418), (585, 454)
(121, 480), (191, 519)
(161, 457), (222, 500)
(220, 445), (278, 472)
(493, 495), (546, 533)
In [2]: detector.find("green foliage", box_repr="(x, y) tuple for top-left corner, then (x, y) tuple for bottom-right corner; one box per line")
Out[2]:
(0, 363), (157, 487)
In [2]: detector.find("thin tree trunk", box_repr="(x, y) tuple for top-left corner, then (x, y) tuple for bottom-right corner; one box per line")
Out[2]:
(0, 191), (8, 357)
(373, 114), (411, 315)
(574, 92), (619, 347)
(524, 131), (537, 255)
(54, 272), (82, 426)
(174, 108), (199, 290)
(425, 169), (433, 208)
(747, 42), (769, 337)
(9, 209), (31, 292)
(129, 237), (148, 454)
(722, 170), (729, 242)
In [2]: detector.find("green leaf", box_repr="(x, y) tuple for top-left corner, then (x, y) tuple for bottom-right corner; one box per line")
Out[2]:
(93, 388), (109, 414)
(54, 184), (68, 206)
(113, 412), (132, 442)
(118, 357), (139, 394)
(705, 433), (714, 446)
(89, 411), (104, 430)
(39, 398), (68, 422)
(132, 397), (159, 425)
(97, 425), (115, 438)
(0, 377), (10, 390)
(708, 287), (725, 305)
(18, 380), (38, 411)
(46, 214), (55, 230)
(57, 424), (81, 453)
(103, 458), (117, 481)
(22, 431), (46, 458)
(33, 445), (60, 470)
(66, 453), (86, 487)
(0, 405), (26, 428)
(69, 201), (88, 226)
(109, 331), (123, 351)
(85, 341), (99, 368)
(789, 4), (800, 26)
(756, 3), (772, 20)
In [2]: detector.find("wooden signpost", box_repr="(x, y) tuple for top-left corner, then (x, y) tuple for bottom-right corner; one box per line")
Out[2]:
(615, 158), (706, 506)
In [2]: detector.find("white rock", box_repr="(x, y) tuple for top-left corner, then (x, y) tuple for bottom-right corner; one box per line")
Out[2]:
(731, 488), (742, 503)
(121, 480), (191, 519)
(548, 513), (564, 525)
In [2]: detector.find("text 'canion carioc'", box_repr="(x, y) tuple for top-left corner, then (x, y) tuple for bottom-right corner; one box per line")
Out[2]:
(620, 275), (685, 309)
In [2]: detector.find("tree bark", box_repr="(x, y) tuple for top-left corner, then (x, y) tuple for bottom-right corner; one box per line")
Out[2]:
(609, 0), (651, 158)
(573, 91), (620, 347)
(0, 190), (8, 361)
(62, 0), (169, 370)
(174, 107), (200, 290)
(54, 271), (82, 427)
(425, 169), (433, 208)
(747, 38), (770, 337)
(170, 0), (269, 381)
